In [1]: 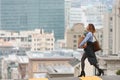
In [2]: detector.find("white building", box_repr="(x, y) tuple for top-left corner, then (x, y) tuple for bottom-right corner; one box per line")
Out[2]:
(0, 30), (31, 48)
(84, 2), (107, 28)
(98, 55), (120, 75)
(112, 0), (120, 54)
(55, 39), (66, 49)
(66, 23), (85, 50)
(97, 0), (120, 76)
(31, 29), (55, 51)
(0, 29), (55, 51)
(103, 13), (113, 55)
(69, 8), (86, 27)
(103, 0), (120, 55)
(71, 0), (109, 28)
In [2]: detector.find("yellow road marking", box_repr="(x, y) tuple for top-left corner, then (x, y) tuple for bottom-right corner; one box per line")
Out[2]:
(29, 78), (48, 80)
(80, 76), (102, 80)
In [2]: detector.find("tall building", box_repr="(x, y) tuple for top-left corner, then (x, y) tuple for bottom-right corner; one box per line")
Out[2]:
(66, 23), (85, 50)
(102, 0), (120, 55)
(84, 2), (107, 28)
(103, 13), (113, 55)
(112, 0), (120, 54)
(71, 0), (113, 28)
(69, 8), (85, 27)
(0, 0), (65, 40)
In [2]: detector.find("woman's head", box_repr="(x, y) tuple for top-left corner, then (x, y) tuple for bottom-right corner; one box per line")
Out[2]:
(86, 23), (96, 33)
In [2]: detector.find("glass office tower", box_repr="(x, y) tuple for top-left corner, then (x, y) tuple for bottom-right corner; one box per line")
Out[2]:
(0, 0), (65, 39)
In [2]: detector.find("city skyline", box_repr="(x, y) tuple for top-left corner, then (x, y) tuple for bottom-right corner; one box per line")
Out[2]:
(0, 0), (120, 79)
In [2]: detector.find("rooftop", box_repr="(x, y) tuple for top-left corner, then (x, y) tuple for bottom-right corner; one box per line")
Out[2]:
(97, 55), (120, 60)
(17, 56), (29, 64)
(69, 58), (80, 67)
(26, 49), (83, 59)
(46, 65), (74, 74)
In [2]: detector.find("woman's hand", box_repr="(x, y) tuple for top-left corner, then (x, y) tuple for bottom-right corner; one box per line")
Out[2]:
(78, 43), (87, 48)
(82, 43), (87, 48)
(78, 46), (81, 48)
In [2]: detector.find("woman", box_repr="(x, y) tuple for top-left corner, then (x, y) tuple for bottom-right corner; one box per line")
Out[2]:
(78, 24), (104, 77)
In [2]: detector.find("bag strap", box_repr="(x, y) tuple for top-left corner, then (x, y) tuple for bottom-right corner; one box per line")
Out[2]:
(93, 34), (98, 41)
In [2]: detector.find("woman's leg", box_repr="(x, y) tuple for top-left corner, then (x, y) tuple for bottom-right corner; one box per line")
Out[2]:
(93, 63), (100, 70)
(93, 64), (104, 76)
(78, 53), (87, 77)
(81, 53), (87, 71)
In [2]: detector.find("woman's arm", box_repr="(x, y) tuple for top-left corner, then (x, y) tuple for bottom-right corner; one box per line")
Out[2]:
(79, 32), (92, 47)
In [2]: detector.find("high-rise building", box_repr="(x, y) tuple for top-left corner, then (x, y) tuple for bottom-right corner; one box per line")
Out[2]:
(69, 8), (85, 27)
(71, 0), (113, 28)
(102, 0), (120, 55)
(0, 0), (65, 40)
(112, 0), (120, 54)
(84, 2), (107, 28)
(103, 13), (113, 55)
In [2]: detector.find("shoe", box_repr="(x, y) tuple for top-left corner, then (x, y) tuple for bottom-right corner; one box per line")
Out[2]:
(78, 71), (85, 77)
(96, 69), (104, 76)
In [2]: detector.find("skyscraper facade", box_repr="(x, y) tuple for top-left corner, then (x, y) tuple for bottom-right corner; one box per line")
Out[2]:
(71, 0), (113, 28)
(102, 0), (120, 55)
(112, 0), (120, 54)
(0, 0), (65, 40)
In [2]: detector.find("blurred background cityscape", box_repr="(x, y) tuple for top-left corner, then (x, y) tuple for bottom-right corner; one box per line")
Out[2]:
(0, 0), (120, 79)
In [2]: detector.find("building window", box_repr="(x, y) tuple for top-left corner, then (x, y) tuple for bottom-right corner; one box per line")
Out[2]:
(37, 39), (40, 41)
(110, 29), (112, 32)
(110, 17), (112, 20)
(28, 39), (32, 42)
(100, 35), (102, 38)
(73, 40), (76, 43)
(46, 39), (50, 41)
(73, 35), (76, 38)
(74, 45), (76, 47)
(37, 48), (40, 50)
(21, 37), (24, 42)
(51, 39), (53, 41)
(37, 43), (41, 46)
(78, 35), (81, 37)
(46, 48), (50, 50)
(119, 8), (120, 16)
(51, 43), (53, 45)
